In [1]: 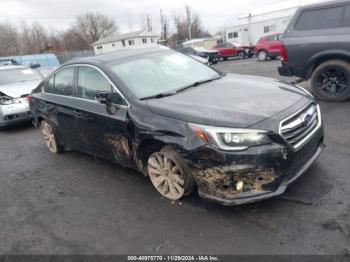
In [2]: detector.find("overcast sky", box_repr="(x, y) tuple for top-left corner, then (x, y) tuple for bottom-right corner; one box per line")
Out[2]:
(0, 0), (283, 34)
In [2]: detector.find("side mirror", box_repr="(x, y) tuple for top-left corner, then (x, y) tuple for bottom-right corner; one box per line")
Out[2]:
(30, 63), (41, 69)
(95, 91), (111, 105)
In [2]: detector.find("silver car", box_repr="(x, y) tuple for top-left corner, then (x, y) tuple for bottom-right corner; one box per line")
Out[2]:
(0, 65), (42, 127)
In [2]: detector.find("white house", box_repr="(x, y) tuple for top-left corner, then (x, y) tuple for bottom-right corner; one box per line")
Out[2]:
(91, 30), (159, 54)
(224, 0), (329, 45)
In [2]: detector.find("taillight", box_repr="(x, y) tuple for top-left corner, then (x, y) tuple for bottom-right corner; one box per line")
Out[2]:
(26, 95), (33, 104)
(280, 44), (287, 62)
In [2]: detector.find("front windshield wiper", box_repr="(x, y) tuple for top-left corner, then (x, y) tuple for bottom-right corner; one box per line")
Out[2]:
(140, 91), (177, 100)
(140, 76), (223, 101)
(175, 76), (222, 94)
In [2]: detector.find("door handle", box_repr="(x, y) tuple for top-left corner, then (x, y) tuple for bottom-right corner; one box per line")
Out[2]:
(73, 110), (83, 119)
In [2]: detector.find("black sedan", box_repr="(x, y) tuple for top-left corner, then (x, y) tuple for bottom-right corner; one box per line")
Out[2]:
(30, 47), (324, 206)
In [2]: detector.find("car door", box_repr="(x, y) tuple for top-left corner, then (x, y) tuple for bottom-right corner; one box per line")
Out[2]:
(73, 65), (131, 165)
(227, 43), (238, 56)
(268, 34), (281, 54)
(214, 44), (227, 57)
(41, 66), (82, 150)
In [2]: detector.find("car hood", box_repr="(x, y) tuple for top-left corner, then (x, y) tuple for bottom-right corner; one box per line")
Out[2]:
(0, 80), (41, 98)
(146, 74), (309, 128)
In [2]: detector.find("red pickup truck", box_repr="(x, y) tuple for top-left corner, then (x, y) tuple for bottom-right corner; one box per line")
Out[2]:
(255, 33), (282, 61)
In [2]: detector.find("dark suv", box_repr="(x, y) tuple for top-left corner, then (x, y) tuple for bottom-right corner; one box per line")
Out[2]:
(279, 0), (350, 101)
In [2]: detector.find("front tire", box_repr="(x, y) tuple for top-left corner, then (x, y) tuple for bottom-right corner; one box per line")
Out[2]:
(41, 120), (63, 153)
(237, 51), (245, 59)
(311, 60), (350, 102)
(257, 50), (268, 61)
(147, 146), (193, 200)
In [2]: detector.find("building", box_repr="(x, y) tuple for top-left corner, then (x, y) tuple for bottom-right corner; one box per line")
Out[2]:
(224, 0), (329, 45)
(182, 38), (218, 49)
(91, 30), (158, 54)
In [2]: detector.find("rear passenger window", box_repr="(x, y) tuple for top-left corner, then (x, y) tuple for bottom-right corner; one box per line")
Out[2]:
(45, 67), (74, 96)
(77, 66), (112, 100)
(295, 6), (342, 30)
(342, 5), (350, 26)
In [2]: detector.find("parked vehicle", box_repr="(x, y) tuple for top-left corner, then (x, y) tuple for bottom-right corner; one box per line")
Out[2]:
(212, 42), (247, 60)
(278, 0), (350, 101)
(0, 66), (42, 128)
(189, 55), (209, 65)
(255, 33), (282, 61)
(178, 47), (219, 64)
(0, 58), (20, 66)
(30, 47), (324, 206)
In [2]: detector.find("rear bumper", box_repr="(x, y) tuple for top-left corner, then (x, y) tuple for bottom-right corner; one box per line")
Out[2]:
(0, 109), (32, 127)
(0, 115), (32, 127)
(278, 63), (293, 77)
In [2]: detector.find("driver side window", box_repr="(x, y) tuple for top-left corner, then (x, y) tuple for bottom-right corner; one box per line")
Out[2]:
(77, 66), (126, 106)
(77, 66), (112, 100)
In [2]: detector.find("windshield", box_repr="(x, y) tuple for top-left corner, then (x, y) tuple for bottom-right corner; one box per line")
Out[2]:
(0, 68), (41, 85)
(108, 51), (220, 99)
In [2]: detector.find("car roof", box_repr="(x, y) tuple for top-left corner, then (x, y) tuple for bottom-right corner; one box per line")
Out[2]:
(300, 0), (348, 10)
(0, 65), (28, 71)
(65, 46), (170, 66)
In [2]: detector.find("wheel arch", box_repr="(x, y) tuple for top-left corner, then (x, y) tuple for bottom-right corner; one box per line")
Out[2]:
(135, 138), (167, 175)
(306, 50), (350, 79)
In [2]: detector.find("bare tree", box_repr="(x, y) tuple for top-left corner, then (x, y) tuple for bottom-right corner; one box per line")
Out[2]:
(75, 13), (117, 44)
(146, 14), (153, 32)
(19, 22), (49, 54)
(170, 6), (211, 45)
(0, 22), (20, 56)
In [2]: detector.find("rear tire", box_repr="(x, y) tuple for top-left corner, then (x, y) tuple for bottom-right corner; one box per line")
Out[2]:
(257, 50), (268, 61)
(41, 120), (63, 153)
(311, 60), (350, 102)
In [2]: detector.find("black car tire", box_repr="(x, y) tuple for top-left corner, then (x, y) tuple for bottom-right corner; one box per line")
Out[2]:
(147, 145), (193, 200)
(210, 57), (218, 64)
(311, 60), (350, 102)
(237, 51), (245, 59)
(41, 120), (63, 153)
(257, 50), (268, 61)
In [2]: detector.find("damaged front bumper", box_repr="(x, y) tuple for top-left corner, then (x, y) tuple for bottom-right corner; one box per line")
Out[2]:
(185, 128), (324, 206)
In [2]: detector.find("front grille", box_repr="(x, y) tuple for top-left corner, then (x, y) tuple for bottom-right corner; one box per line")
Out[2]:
(280, 103), (320, 148)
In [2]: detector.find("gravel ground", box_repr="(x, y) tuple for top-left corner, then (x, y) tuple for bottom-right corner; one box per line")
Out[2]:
(0, 58), (349, 255)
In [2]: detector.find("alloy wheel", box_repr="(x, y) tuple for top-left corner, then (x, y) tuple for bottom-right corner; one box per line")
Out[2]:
(316, 67), (348, 98)
(238, 52), (245, 59)
(258, 51), (267, 61)
(148, 152), (185, 200)
(41, 121), (58, 153)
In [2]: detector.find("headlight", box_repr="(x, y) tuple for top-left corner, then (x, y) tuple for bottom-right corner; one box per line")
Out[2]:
(190, 123), (271, 151)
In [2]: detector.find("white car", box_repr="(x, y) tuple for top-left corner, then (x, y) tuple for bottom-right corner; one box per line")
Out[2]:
(0, 65), (42, 128)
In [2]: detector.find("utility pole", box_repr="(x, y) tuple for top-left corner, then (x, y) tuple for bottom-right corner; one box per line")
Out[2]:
(186, 5), (192, 40)
(146, 14), (152, 32)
